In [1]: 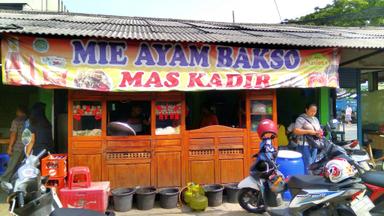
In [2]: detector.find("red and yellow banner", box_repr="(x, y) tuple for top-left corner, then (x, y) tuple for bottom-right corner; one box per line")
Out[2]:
(1, 34), (340, 91)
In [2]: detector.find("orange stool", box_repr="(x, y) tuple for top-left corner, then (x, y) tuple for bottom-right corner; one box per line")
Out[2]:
(68, 166), (91, 189)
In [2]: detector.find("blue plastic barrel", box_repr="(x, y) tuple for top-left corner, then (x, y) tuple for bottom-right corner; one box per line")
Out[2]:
(0, 153), (10, 175)
(276, 150), (305, 201)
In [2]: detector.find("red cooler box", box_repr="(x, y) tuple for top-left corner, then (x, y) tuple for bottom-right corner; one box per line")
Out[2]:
(59, 167), (110, 213)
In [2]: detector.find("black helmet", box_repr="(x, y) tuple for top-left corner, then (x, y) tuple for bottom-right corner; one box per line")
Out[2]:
(251, 160), (275, 179)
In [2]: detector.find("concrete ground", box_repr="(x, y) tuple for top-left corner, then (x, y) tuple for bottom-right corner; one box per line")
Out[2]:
(0, 202), (261, 216)
(113, 203), (262, 216)
(0, 191), (262, 216)
(344, 123), (358, 141)
(0, 125), (359, 216)
(0, 204), (8, 215)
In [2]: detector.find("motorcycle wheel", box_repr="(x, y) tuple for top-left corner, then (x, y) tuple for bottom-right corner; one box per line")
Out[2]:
(335, 205), (357, 216)
(336, 209), (356, 216)
(238, 188), (266, 214)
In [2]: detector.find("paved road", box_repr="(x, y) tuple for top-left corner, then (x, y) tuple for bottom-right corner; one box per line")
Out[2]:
(344, 124), (358, 141)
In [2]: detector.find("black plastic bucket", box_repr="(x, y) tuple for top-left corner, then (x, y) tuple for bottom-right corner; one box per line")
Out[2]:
(203, 184), (224, 207)
(158, 187), (179, 209)
(112, 188), (135, 212)
(135, 186), (157, 210)
(224, 183), (240, 203)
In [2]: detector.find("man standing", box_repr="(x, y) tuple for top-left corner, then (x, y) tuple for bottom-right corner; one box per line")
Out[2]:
(345, 105), (353, 126)
(0, 105), (28, 182)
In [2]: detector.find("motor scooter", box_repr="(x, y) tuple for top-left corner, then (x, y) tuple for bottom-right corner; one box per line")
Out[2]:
(309, 137), (384, 215)
(237, 136), (373, 216)
(325, 119), (371, 170)
(2, 135), (111, 216)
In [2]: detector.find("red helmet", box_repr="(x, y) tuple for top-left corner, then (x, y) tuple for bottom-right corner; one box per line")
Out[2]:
(257, 119), (278, 138)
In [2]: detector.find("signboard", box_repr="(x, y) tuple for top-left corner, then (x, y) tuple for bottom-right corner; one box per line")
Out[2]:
(1, 34), (340, 91)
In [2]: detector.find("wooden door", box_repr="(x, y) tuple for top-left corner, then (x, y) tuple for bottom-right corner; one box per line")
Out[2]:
(104, 138), (153, 188)
(71, 154), (102, 181)
(107, 163), (151, 188)
(155, 151), (181, 187)
(186, 125), (247, 185)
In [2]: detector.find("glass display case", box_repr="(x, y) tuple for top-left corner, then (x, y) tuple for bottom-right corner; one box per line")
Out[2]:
(72, 101), (102, 136)
(155, 101), (182, 135)
(250, 100), (273, 132)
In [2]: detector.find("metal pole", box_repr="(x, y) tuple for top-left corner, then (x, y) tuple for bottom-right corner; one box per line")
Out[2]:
(356, 70), (363, 144)
(46, 0), (48, 11)
(232, 10), (235, 23)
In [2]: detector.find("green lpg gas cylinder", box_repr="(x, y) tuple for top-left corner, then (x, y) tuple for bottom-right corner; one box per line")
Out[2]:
(184, 182), (203, 203)
(190, 194), (208, 211)
(183, 183), (208, 211)
(184, 190), (193, 204)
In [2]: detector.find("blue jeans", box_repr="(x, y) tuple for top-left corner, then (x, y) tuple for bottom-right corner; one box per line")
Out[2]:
(298, 145), (317, 174)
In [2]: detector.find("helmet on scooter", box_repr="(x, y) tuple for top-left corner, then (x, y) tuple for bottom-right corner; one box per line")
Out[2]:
(328, 119), (340, 130)
(324, 158), (356, 183)
(267, 172), (285, 193)
(251, 160), (275, 179)
(257, 119), (278, 138)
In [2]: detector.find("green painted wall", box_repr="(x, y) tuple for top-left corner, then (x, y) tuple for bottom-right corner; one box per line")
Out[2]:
(0, 83), (53, 138)
(319, 88), (330, 125)
(0, 86), (35, 129)
(361, 89), (384, 125)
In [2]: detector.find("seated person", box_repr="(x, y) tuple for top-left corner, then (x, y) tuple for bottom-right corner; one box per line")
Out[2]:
(200, 106), (219, 128)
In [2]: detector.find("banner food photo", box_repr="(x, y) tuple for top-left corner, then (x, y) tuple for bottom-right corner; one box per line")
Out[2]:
(1, 34), (340, 91)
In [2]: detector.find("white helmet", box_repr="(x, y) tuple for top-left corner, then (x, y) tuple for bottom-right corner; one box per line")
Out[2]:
(324, 158), (355, 183)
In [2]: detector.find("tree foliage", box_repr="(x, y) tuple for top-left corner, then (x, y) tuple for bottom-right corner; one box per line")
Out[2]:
(289, 0), (384, 26)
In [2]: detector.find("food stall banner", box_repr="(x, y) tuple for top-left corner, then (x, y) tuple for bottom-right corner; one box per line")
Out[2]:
(2, 34), (340, 91)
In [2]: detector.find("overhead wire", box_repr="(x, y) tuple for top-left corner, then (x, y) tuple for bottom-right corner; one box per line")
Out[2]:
(273, 0), (282, 23)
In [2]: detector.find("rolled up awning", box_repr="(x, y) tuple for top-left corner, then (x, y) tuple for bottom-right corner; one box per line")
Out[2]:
(1, 34), (340, 91)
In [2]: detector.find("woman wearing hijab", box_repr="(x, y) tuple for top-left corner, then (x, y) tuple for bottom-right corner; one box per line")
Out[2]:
(23, 102), (54, 155)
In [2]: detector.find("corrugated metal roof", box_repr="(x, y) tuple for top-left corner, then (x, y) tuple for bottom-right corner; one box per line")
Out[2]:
(0, 10), (384, 48)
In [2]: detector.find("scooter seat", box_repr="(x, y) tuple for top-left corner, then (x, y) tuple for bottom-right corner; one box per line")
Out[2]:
(288, 175), (334, 189)
(334, 140), (349, 146)
(288, 175), (357, 190)
(362, 171), (384, 188)
(349, 149), (367, 156)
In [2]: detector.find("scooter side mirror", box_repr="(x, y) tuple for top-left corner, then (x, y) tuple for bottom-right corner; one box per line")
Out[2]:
(41, 176), (50, 185)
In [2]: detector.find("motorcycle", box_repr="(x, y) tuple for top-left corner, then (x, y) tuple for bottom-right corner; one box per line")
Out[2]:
(325, 119), (371, 171)
(237, 136), (371, 216)
(2, 135), (110, 216)
(309, 137), (384, 215)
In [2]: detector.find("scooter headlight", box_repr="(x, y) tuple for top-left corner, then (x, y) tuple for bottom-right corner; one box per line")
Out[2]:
(19, 167), (38, 179)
